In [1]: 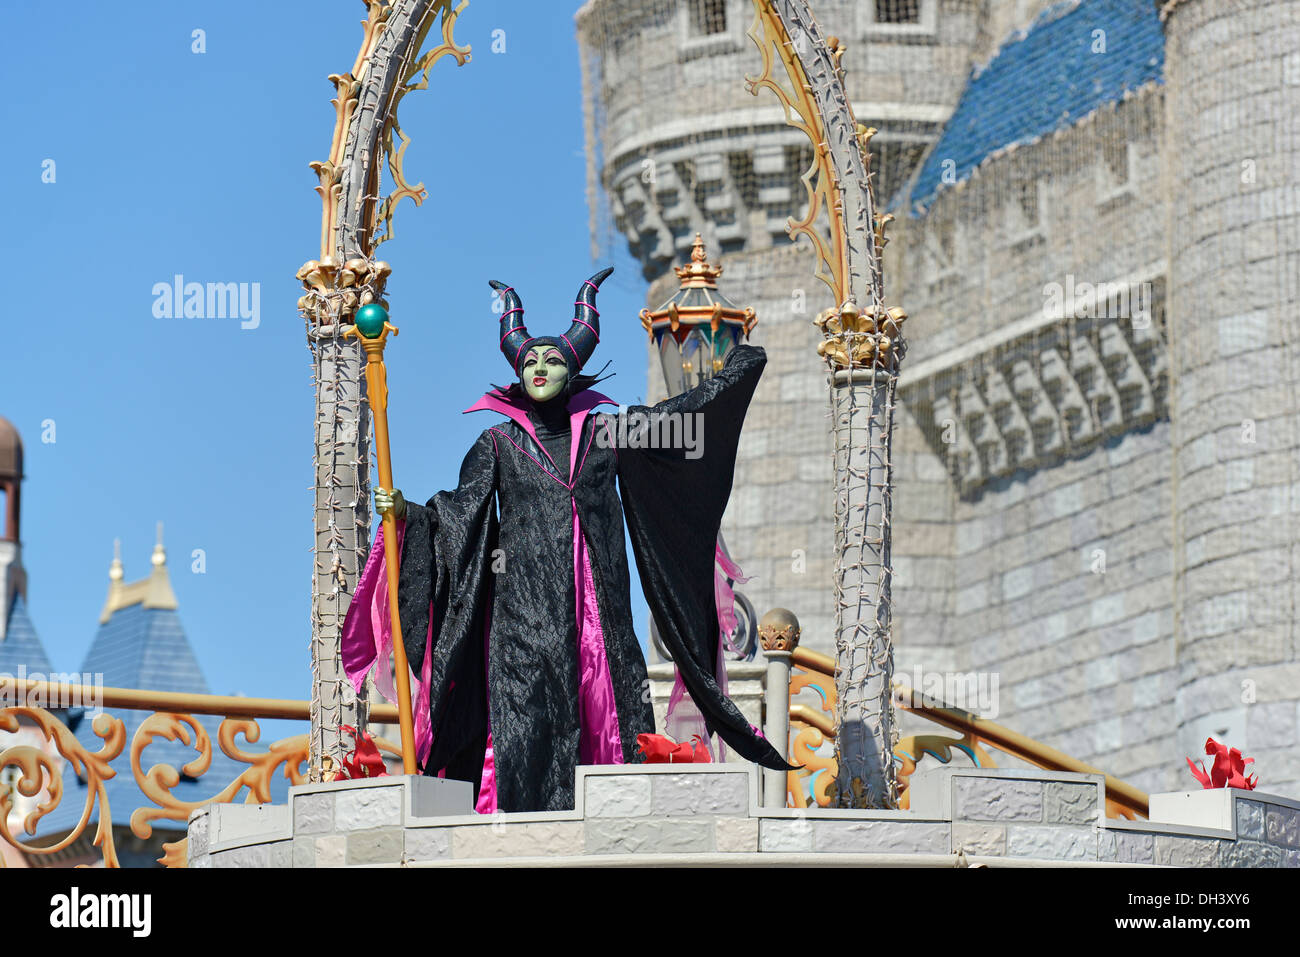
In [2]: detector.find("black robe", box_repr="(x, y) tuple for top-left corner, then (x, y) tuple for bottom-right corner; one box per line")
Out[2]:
(394, 344), (788, 812)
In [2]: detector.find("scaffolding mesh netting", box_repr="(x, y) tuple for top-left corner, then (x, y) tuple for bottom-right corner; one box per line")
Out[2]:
(578, 0), (1300, 799)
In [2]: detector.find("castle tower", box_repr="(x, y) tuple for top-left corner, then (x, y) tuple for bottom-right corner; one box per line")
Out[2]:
(0, 417), (52, 671)
(0, 417), (54, 675)
(578, 0), (981, 652)
(1162, 0), (1300, 792)
(0, 416), (26, 638)
(582, 0), (1300, 799)
(0, 417), (66, 868)
(578, 0), (977, 275)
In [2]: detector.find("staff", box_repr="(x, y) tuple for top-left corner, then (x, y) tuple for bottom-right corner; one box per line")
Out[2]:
(347, 301), (417, 775)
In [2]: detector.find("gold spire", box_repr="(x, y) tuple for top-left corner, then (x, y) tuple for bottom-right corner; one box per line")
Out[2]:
(101, 539), (125, 623)
(673, 232), (725, 288)
(99, 528), (178, 624)
(109, 538), (124, 582)
(151, 521), (166, 567)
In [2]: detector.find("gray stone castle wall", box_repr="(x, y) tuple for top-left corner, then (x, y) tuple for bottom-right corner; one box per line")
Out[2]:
(579, 0), (981, 275)
(587, 0), (1300, 799)
(1164, 0), (1300, 796)
(887, 89), (1180, 795)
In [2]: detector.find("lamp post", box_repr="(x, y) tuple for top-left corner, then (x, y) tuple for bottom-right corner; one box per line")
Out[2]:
(639, 233), (757, 396)
(639, 234), (761, 664)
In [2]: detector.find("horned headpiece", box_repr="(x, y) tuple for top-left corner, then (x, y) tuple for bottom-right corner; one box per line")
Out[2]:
(491, 266), (613, 376)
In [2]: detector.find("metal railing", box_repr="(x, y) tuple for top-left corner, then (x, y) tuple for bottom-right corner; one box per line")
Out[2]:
(0, 678), (399, 868)
(783, 646), (1149, 819)
(2, 643), (1153, 869)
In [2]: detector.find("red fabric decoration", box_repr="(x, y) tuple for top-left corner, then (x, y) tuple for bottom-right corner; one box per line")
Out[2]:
(338, 724), (389, 780)
(1186, 736), (1257, 790)
(636, 732), (712, 764)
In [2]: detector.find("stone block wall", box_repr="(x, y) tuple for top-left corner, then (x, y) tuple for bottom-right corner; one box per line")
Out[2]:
(578, 0), (979, 279)
(599, 0), (1300, 805)
(187, 766), (1300, 867)
(582, 0), (978, 153)
(1164, 0), (1300, 798)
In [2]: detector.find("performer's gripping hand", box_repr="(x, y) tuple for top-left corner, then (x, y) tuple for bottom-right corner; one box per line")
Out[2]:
(374, 487), (406, 521)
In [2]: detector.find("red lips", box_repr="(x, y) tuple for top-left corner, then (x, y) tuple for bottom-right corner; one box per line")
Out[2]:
(532, 376), (547, 387)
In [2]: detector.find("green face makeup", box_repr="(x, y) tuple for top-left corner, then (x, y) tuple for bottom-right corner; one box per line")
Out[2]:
(521, 345), (569, 402)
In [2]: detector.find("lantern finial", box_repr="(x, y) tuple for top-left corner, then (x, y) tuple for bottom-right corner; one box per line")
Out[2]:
(675, 233), (724, 288)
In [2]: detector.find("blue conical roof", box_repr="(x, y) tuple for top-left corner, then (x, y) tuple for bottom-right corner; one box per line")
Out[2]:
(0, 594), (55, 677)
(903, 0), (1165, 213)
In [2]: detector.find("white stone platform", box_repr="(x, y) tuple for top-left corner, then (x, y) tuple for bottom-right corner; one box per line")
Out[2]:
(186, 765), (1300, 867)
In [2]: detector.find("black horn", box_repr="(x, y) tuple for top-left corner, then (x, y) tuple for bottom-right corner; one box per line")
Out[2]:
(562, 266), (613, 370)
(491, 279), (532, 374)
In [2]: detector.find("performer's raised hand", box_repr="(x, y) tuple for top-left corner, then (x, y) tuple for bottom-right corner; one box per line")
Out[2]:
(374, 486), (406, 521)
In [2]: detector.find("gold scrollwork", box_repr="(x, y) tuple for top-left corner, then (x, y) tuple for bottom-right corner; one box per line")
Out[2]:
(372, 0), (472, 250)
(787, 725), (837, 808)
(786, 661), (999, 809)
(894, 733), (997, 810)
(0, 706), (393, 868)
(787, 662), (837, 807)
(303, 0), (470, 325)
(129, 716), (315, 868)
(0, 708), (125, 868)
(745, 1), (845, 304)
(309, 1), (395, 264)
(142, 725), (404, 867)
(813, 301), (909, 371)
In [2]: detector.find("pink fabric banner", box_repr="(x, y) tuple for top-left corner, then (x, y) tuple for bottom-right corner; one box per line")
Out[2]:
(574, 499), (624, 764)
(340, 519), (435, 768)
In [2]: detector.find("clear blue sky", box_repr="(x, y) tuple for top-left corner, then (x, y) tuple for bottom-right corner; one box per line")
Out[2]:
(0, 1), (656, 710)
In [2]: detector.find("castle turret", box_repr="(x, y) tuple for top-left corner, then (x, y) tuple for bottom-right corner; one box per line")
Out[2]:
(579, 0), (985, 652)
(578, 0), (979, 281)
(1163, 0), (1300, 793)
(0, 417), (27, 640)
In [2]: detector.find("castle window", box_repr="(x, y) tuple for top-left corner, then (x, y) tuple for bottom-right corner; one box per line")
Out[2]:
(860, 0), (935, 35)
(691, 0), (727, 36)
(679, 0), (743, 60)
(1016, 179), (1040, 229)
(1097, 140), (1136, 207)
(1103, 139), (1130, 186)
(876, 0), (921, 24)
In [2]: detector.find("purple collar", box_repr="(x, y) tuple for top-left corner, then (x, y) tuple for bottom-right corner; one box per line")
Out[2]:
(465, 388), (617, 479)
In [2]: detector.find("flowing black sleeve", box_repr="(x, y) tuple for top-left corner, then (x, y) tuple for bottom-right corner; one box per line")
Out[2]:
(616, 344), (794, 771)
(396, 429), (498, 779)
